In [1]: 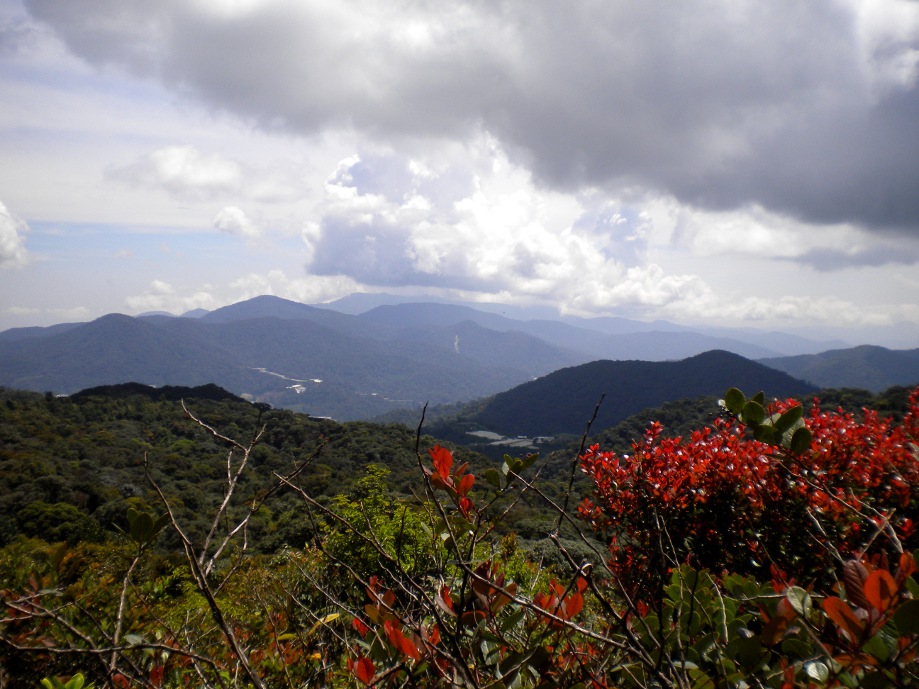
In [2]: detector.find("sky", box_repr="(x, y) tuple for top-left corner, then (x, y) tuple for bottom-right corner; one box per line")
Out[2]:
(2, 0), (919, 347)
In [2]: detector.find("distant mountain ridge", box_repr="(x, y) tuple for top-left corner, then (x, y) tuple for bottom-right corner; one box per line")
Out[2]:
(760, 345), (919, 392)
(0, 294), (913, 421)
(0, 297), (582, 419)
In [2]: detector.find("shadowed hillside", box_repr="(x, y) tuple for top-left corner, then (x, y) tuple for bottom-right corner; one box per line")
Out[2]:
(459, 350), (817, 436)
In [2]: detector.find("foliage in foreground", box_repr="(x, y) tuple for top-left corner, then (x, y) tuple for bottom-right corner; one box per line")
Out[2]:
(2, 387), (919, 688)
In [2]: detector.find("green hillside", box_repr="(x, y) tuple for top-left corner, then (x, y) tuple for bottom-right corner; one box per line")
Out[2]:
(0, 385), (481, 550)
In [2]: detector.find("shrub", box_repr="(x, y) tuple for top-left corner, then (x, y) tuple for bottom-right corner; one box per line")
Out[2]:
(579, 389), (919, 596)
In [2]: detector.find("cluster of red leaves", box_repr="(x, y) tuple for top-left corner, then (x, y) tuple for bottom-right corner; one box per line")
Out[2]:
(823, 555), (915, 646)
(534, 577), (587, 629)
(579, 390), (919, 594)
(765, 554), (919, 688)
(349, 576), (444, 685)
(425, 445), (476, 518)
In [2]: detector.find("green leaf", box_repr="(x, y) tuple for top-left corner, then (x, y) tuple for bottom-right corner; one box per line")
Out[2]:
(786, 586), (812, 617)
(673, 659), (699, 670)
(153, 513), (170, 534)
(780, 637), (814, 659)
(860, 670), (894, 689)
(730, 635), (764, 668)
(723, 388), (746, 415)
(753, 424), (778, 445)
(741, 401), (766, 426)
(130, 511), (154, 543)
(894, 598), (919, 634)
(500, 609), (525, 633)
(805, 660), (829, 683)
(751, 391), (766, 406)
(862, 633), (891, 663)
(483, 468), (502, 488)
(774, 405), (803, 434)
(789, 427), (813, 455)
(688, 669), (716, 689)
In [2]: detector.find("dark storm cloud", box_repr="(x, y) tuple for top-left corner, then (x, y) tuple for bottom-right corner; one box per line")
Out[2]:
(24, 0), (919, 233)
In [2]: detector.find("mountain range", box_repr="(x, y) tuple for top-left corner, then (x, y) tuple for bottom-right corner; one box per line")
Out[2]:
(0, 294), (916, 420)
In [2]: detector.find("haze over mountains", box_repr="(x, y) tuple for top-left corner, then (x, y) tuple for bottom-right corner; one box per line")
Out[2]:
(0, 294), (916, 421)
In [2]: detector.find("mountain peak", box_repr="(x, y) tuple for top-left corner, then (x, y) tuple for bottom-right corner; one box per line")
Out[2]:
(201, 295), (322, 323)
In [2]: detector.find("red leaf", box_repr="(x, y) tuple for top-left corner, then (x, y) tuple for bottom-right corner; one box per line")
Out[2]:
(150, 665), (165, 687)
(565, 591), (584, 619)
(348, 656), (376, 685)
(759, 614), (788, 646)
(460, 609), (487, 625)
(457, 473), (474, 497)
(424, 624), (441, 646)
(843, 560), (871, 610)
(864, 569), (898, 614)
(438, 585), (455, 616)
(382, 589), (395, 609)
(399, 634), (421, 661)
(384, 621), (421, 662)
(352, 617), (369, 637)
(428, 445), (453, 482)
(898, 552), (918, 582)
(823, 596), (866, 642)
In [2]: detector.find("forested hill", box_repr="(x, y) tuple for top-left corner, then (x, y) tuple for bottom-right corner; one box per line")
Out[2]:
(759, 345), (919, 392)
(70, 382), (245, 403)
(0, 385), (480, 550)
(454, 350), (817, 436)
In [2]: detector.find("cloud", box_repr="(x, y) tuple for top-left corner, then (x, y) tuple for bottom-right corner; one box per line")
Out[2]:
(307, 141), (705, 313)
(6, 305), (89, 320)
(0, 10), (41, 57)
(125, 279), (218, 313)
(0, 201), (30, 268)
(107, 145), (243, 200)
(6, 306), (40, 316)
(229, 269), (360, 304)
(124, 270), (360, 315)
(668, 202), (919, 268)
(678, 293), (897, 328)
(24, 0), (919, 233)
(213, 205), (260, 239)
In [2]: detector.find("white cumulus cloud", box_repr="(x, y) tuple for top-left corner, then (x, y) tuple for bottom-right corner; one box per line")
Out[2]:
(308, 139), (707, 314)
(107, 145), (243, 200)
(0, 201), (30, 268)
(125, 280), (218, 313)
(213, 205), (260, 238)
